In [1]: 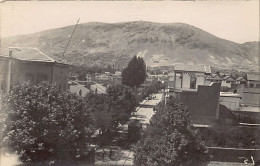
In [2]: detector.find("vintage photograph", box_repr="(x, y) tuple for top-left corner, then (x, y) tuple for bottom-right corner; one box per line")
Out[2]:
(0, 1), (259, 166)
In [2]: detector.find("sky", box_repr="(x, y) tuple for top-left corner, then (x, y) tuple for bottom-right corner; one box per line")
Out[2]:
(1, 1), (259, 43)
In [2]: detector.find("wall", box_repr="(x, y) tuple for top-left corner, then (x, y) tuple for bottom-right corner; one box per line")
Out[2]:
(221, 81), (231, 88)
(236, 85), (260, 106)
(247, 80), (260, 88)
(52, 64), (70, 91)
(176, 83), (221, 125)
(0, 57), (11, 94)
(182, 73), (190, 89)
(196, 75), (205, 88)
(10, 61), (52, 87)
(220, 96), (241, 110)
(9, 61), (69, 91)
(175, 72), (206, 90)
(175, 76), (182, 89)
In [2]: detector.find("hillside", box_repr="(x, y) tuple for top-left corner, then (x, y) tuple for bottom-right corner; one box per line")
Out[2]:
(1, 21), (259, 71)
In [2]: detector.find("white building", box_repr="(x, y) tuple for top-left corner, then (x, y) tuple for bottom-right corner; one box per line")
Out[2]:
(173, 64), (211, 92)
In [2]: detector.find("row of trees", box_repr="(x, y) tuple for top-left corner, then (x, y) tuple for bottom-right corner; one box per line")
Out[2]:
(0, 82), (137, 163)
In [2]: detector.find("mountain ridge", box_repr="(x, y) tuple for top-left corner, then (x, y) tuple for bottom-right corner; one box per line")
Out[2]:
(1, 21), (259, 71)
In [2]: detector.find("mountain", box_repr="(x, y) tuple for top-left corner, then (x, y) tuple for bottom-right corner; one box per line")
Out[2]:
(1, 21), (259, 71)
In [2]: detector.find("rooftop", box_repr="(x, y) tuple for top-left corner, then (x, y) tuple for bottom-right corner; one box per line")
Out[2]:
(174, 64), (211, 74)
(8, 47), (55, 62)
(211, 73), (218, 78)
(220, 92), (242, 98)
(247, 74), (260, 81)
(222, 75), (235, 81)
(208, 74), (222, 80)
(236, 77), (246, 81)
(239, 106), (260, 113)
(90, 83), (107, 94)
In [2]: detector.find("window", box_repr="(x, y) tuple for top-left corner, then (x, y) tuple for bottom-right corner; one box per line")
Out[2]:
(190, 76), (197, 89)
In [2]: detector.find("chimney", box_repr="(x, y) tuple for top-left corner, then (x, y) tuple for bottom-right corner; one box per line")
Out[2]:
(9, 49), (13, 58)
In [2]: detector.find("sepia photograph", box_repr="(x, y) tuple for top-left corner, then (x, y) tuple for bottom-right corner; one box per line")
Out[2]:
(0, 1), (259, 166)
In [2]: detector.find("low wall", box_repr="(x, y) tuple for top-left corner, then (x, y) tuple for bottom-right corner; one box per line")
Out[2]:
(208, 147), (260, 163)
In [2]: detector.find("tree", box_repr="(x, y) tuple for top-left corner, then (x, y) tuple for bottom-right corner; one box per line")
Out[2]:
(133, 97), (210, 166)
(84, 85), (137, 149)
(85, 92), (112, 135)
(122, 56), (146, 88)
(1, 82), (96, 163)
(106, 84), (137, 128)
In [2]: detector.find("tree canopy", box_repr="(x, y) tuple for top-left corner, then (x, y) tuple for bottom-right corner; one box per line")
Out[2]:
(122, 56), (146, 88)
(1, 82), (96, 163)
(84, 84), (137, 148)
(106, 84), (137, 127)
(133, 97), (210, 166)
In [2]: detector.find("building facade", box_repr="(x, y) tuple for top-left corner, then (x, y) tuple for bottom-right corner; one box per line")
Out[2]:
(0, 47), (69, 94)
(247, 74), (260, 88)
(173, 64), (211, 92)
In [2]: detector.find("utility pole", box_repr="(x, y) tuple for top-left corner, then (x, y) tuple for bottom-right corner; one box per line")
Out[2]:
(62, 18), (80, 57)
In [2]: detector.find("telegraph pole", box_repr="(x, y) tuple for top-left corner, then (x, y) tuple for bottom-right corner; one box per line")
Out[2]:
(62, 18), (80, 57)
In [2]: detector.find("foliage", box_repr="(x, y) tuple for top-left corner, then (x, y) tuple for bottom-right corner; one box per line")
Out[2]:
(137, 81), (162, 102)
(122, 56), (146, 88)
(85, 92), (112, 135)
(220, 86), (231, 92)
(106, 84), (138, 128)
(1, 82), (96, 163)
(133, 97), (210, 166)
(84, 84), (137, 148)
(199, 125), (260, 149)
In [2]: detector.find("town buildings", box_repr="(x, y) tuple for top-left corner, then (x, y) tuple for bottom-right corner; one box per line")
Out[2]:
(168, 64), (221, 125)
(0, 47), (70, 95)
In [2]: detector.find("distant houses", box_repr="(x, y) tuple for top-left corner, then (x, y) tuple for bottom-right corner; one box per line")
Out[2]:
(235, 76), (246, 85)
(68, 71), (122, 95)
(149, 64), (260, 126)
(221, 75), (235, 88)
(0, 47), (70, 95)
(69, 81), (90, 97)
